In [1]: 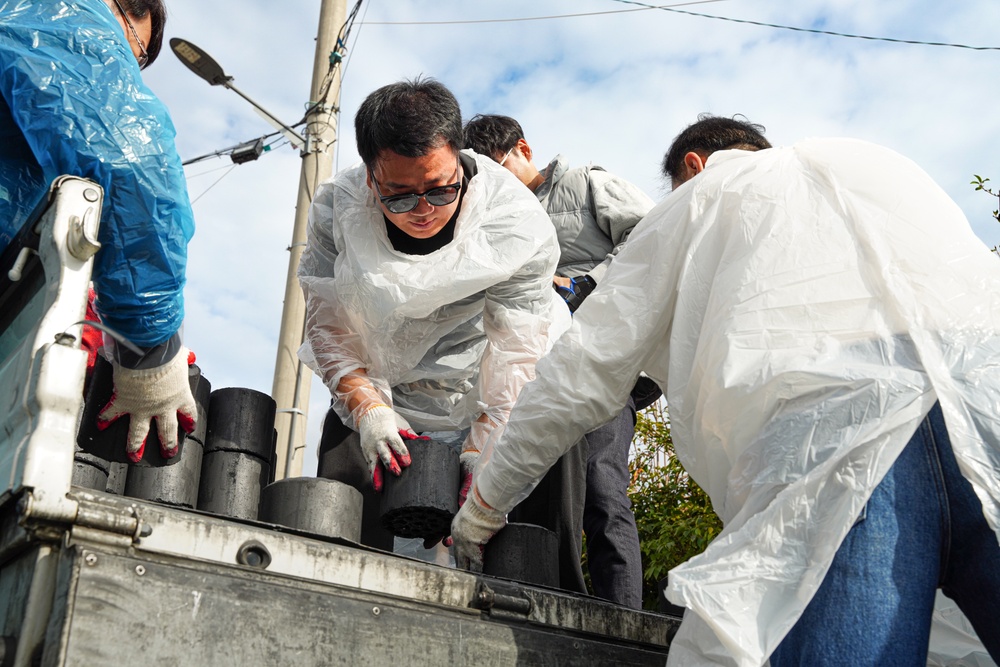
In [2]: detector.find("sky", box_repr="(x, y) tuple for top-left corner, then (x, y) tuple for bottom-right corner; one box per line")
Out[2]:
(142, 0), (1000, 476)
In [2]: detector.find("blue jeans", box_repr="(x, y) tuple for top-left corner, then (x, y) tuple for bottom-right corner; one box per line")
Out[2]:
(770, 403), (1000, 667)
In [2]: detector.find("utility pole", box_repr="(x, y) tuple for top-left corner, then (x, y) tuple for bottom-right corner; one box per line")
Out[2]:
(271, 0), (347, 479)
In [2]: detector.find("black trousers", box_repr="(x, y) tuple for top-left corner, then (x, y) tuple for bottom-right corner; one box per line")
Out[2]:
(508, 435), (589, 595)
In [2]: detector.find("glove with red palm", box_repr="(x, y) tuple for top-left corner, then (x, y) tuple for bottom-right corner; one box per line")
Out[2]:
(358, 405), (430, 492)
(97, 347), (197, 463)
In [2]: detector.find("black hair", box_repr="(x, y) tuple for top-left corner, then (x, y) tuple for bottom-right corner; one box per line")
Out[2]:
(116, 0), (166, 66)
(462, 114), (524, 161)
(354, 77), (464, 169)
(662, 114), (771, 181)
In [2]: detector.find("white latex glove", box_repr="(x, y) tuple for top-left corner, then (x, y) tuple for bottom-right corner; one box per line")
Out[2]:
(451, 483), (507, 572)
(358, 404), (416, 491)
(97, 348), (196, 463)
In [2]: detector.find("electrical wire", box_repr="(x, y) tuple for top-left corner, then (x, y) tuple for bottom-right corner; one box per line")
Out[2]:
(189, 164), (237, 205)
(357, 0), (999, 51)
(181, 127), (293, 166)
(357, 0), (729, 25)
(335, 0), (373, 175)
(609, 0), (1000, 51)
(186, 162), (242, 179)
(181, 0), (365, 191)
(63, 320), (143, 356)
(288, 0), (366, 200)
(302, 0), (365, 123)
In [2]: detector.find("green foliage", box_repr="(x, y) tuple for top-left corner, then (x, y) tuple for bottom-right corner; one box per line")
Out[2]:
(628, 402), (722, 609)
(971, 174), (1000, 253)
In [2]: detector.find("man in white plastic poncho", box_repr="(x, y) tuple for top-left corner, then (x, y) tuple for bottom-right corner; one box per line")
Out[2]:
(298, 78), (570, 561)
(450, 115), (1000, 666)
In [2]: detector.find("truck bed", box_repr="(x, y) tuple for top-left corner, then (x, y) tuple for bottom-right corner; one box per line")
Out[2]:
(2, 488), (677, 666)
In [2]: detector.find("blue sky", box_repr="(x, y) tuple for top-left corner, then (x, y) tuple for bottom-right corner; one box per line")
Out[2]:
(143, 0), (1000, 474)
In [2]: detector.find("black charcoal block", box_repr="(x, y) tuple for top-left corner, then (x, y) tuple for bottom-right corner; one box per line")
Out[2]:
(483, 522), (560, 588)
(259, 477), (363, 542)
(204, 387), (275, 461)
(318, 428), (395, 551)
(379, 437), (460, 540)
(197, 450), (269, 520)
(124, 437), (203, 508)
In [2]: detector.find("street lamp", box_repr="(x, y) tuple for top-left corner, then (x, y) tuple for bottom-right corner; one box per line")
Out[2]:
(170, 38), (306, 151)
(168, 5), (346, 481)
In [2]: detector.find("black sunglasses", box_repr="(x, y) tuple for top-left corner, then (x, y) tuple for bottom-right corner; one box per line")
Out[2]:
(370, 167), (461, 214)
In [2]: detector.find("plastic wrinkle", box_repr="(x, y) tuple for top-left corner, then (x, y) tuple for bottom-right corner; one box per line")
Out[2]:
(0, 0), (194, 346)
(473, 139), (1000, 667)
(297, 151), (570, 436)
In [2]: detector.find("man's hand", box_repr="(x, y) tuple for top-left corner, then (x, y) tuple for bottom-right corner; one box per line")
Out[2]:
(97, 348), (197, 463)
(358, 405), (421, 491)
(451, 484), (507, 572)
(552, 276), (572, 290)
(553, 275), (597, 313)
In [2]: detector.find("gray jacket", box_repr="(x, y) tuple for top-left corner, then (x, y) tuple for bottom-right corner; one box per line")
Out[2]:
(535, 155), (655, 283)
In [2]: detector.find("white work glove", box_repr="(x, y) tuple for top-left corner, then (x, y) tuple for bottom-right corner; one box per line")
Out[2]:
(450, 483), (507, 572)
(358, 405), (426, 491)
(97, 348), (197, 463)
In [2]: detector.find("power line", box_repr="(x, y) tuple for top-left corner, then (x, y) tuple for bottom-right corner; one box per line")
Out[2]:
(182, 128), (288, 166)
(181, 0), (367, 194)
(609, 0), (1000, 51)
(186, 162), (240, 179)
(357, 0), (1000, 51)
(357, 0), (729, 25)
(190, 164), (237, 204)
(335, 0), (373, 175)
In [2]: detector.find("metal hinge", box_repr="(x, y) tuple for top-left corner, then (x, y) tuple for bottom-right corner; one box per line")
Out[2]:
(19, 492), (152, 548)
(471, 580), (533, 619)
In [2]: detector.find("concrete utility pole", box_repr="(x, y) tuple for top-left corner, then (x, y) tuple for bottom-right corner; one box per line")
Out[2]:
(271, 0), (347, 480)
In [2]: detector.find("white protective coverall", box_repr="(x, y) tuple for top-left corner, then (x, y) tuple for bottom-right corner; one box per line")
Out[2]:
(298, 151), (570, 448)
(928, 592), (997, 667)
(473, 138), (1000, 667)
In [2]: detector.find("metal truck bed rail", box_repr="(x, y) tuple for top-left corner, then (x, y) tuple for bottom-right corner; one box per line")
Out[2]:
(1, 489), (677, 666)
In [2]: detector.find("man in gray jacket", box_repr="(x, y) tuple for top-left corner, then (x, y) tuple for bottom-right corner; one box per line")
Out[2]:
(464, 114), (655, 608)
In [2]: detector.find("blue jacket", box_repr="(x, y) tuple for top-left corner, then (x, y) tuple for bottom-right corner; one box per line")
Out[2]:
(0, 0), (194, 347)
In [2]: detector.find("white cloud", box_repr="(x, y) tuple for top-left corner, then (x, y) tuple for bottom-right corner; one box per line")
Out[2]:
(143, 0), (1000, 476)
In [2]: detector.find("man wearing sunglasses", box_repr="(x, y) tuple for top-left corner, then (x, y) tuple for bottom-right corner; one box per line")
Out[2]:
(0, 0), (197, 463)
(298, 78), (574, 574)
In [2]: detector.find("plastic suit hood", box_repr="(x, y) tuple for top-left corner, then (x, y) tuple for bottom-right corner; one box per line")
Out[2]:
(474, 139), (1000, 667)
(298, 151), (570, 433)
(0, 0), (194, 346)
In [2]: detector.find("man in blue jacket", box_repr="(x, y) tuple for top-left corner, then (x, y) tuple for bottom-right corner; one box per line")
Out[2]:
(0, 0), (196, 462)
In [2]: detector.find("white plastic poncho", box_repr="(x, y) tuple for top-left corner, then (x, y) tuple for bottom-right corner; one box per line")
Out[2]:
(298, 151), (570, 445)
(928, 592), (997, 667)
(474, 139), (1000, 667)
